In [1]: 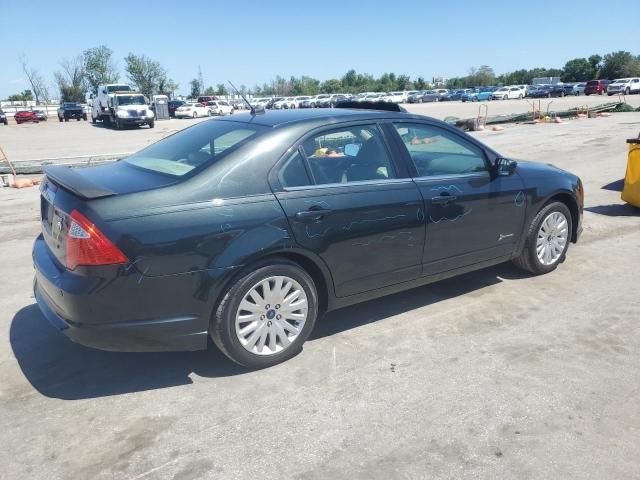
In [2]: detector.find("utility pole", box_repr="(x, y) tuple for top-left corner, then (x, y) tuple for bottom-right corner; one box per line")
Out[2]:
(198, 65), (204, 94)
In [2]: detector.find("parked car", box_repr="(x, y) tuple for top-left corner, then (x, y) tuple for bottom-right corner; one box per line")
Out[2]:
(607, 78), (640, 95)
(562, 83), (577, 96)
(461, 87), (495, 102)
(207, 100), (234, 116)
(34, 107), (584, 369)
(33, 108), (48, 121)
(272, 97), (297, 109)
(573, 83), (586, 95)
(434, 88), (449, 99)
(330, 94), (351, 106)
(293, 96), (311, 108)
(316, 94), (342, 108)
(14, 110), (39, 124)
(419, 90), (441, 102)
(528, 84), (567, 98)
(168, 100), (185, 117)
(0, 109), (8, 125)
(584, 79), (610, 95)
(298, 96), (318, 108)
(58, 103), (87, 122)
(197, 96), (217, 104)
(174, 102), (211, 118)
(407, 91), (425, 103)
(492, 86), (524, 100)
(441, 89), (471, 101)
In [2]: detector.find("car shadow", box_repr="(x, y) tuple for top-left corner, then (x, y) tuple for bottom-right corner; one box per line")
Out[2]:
(11, 262), (527, 400)
(585, 203), (639, 217)
(601, 179), (625, 192)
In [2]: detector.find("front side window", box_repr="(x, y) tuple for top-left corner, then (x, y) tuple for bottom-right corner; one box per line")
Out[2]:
(299, 125), (396, 185)
(393, 123), (488, 177)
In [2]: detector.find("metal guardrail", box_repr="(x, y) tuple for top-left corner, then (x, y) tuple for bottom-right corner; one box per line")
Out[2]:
(0, 152), (131, 175)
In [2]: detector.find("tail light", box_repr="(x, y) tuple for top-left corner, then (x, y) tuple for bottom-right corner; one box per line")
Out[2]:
(66, 210), (128, 270)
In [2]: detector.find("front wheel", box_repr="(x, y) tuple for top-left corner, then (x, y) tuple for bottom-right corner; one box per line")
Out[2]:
(513, 201), (572, 275)
(58, 116), (63, 122)
(193, 112), (198, 118)
(211, 259), (318, 369)
(148, 119), (155, 129)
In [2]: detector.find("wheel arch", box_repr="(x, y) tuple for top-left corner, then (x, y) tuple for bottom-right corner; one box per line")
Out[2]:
(209, 249), (334, 328)
(545, 192), (580, 243)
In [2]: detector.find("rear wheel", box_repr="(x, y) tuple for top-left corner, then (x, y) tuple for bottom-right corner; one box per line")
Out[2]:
(193, 112), (198, 118)
(518, 93), (523, 99)
(211, 259), (318, 369)
(513, 201), (572, 275)
(64, 117), (69, 122)
(58, 116), (63, 122)
(83, 113), (87, 121)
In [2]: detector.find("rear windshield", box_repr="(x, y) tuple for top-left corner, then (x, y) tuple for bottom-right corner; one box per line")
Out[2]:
(586, 81), (599, 86)
(106, 85), (131, 93)
(125, 120), (265, 177)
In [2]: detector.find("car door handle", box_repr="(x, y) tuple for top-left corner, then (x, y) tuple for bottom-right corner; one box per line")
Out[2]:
(294, 209), (333, 222)
(431, 194), (457, 204)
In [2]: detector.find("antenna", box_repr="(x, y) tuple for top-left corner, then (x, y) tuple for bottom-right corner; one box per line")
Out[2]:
(228, 81), (256, 115)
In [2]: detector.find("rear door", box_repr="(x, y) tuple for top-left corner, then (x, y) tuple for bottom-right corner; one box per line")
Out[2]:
(271, 122), (425, 297)
(388, 122), (526, 275)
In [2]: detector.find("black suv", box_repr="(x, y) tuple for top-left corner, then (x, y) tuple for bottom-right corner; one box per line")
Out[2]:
(57, 103), (87, 122)
(0, 109), (8, 125)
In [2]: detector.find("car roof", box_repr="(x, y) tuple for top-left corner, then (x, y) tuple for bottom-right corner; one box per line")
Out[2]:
(214, 108), (431, 129)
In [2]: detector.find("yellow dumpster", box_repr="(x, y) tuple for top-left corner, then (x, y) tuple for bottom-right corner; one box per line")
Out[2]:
(622, 138), (640, 208)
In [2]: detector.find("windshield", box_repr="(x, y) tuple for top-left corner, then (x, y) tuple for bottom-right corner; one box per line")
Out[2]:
(106, 85), (132, 93)
(117, 95), (146, 106)
(125, 121), (264, 177)
(64, 103), (81, 108)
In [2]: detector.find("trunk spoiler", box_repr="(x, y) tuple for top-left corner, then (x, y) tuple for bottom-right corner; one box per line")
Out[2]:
(43, 165), (116, 199)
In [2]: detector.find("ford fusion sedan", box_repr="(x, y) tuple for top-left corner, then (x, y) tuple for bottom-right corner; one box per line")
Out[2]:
(33, 106), (583, 369)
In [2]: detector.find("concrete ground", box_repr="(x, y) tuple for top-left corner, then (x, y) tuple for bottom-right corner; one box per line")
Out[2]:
(1, 94), (639, 161)
(0, 112), (639, 479)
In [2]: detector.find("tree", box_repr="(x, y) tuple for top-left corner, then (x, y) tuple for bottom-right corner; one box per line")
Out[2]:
(215, 83), (227, 96)
(8, 90), (33, 102)
(599, 51), (640, 79)
(562, 58), (595, 82)
(589, 54), (602, 72)
(396, 74), (413, 91)
(83, 45), (119, 94)
(55, 55), (86, 103)
(414, 76), (427, 90)
(124, 53), (168, 97)
(158, 77), (178, 97)
(320, 79), (342, 93)
(189, 78), (202, 98)
(203, 85), (216, 96)
(19, 55), (50, 104)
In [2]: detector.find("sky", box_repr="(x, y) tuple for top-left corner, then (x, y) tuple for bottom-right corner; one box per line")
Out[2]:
(0, 0), (637, 99)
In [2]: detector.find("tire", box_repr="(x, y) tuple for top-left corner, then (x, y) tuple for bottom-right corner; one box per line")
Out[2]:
(518, 94), (523, 99)
(91, 115), (96, 124)
(210, 259), (318, 369)
(58, 116), (63, 122)
(114, 118), (121, 130)
(472, 97), (478, 102)
(148, 119), (154, 129)
(513, 201), (572, 275)
(64, 117), (69, 122)
(503, 95), (508, 100)
(625, 88), (630, 95)
(193, 112), (198, 118)
(83, 114), (87, 121)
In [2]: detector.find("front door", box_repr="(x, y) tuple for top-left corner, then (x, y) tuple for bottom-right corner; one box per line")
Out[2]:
(273, 123), (425, 297)
(389, 122), (526, 275)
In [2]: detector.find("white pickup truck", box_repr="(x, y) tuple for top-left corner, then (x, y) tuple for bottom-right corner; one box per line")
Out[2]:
(608, 78), (640, 96)
(91, 84), (155, 129)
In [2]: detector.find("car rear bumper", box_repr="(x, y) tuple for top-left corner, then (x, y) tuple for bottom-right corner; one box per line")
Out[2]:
(32, 234), (212, 352)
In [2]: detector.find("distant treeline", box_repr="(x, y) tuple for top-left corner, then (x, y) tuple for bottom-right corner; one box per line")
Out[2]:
(7, 48), (640, 103)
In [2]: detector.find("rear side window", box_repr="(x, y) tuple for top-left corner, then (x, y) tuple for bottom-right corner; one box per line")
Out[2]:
(125, 121), (263, 176)
(299, 125), (396, 185)
(279, 151), (311, 188)
(393, 123), (488, 177)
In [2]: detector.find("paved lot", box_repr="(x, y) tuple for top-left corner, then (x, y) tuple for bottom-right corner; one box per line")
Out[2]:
(1, 94), (639, 161)
(0, 113), (639, 479)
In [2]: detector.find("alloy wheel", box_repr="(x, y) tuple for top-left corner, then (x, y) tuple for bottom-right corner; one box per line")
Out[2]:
(235, 276), (308, 356)
(536, 211), (569, 266)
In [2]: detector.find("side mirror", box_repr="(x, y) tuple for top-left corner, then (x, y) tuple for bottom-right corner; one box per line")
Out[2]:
(344, 143), (361, 157)
(495, 157), (517, 176)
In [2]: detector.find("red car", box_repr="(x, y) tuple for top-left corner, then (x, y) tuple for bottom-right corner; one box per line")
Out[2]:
(584, 79), (611, 96)
(14, 110), (40, 124)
